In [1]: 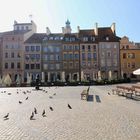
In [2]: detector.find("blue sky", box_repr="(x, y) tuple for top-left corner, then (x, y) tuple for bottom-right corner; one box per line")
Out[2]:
(0, 0), (140, 41)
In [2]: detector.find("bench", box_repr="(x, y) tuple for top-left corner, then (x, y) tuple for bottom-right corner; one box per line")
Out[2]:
(81, 90), (89, 100)
(112, 86), (135, 98)
(132, 85), (140, 96)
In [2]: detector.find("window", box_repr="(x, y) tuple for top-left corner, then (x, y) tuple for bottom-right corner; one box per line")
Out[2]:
(11, 63), (14, 69)
(43, 64), (48, 70)
(88, 53), (91, 60)
(36, 64), (40, 69)
(25, 64), (29, 69)
(82, 53), (85, 60)
(5, 63), (8, 69)
(107, 51), (111, 57)
(64, 54), (67, 60)
(93, 53), (97, 60)
(31, 64), (35, 69)
(74, 54), (79, 59)
(26, 26), (29, 30)
(88, 45), (91, 51)
(43, 55), (48, 61)
(123, 53), (126, 59)
(25, 46), (29, 52)
(31, 46), (35, 51)
(56, 64), (60, 70)
(36, 54), (40, 60)
(17, 63), (20, 69)
(30, 54), (36, 60)
(107, 60), (111, 66)
(56, 55), (60, 61)
(36, 46), (40, 51)
(127, 63), (131, 68)
(93, 45), (96, 51)
(83, 37), (88, 42)
(128, 53), (135, 59)
(21, 26), (24, 30)
(64, 46), (67, 50)
(131, 62), (135, 68)
(82, 62), (86, 67)
(5, 52), (8, 58)
(63, 62), (67, 68)
(69, 46), (73, 50)
(69, 54), (73, 59)
(50, 55), (54, 60)
(69, 62), (73, 67)
(17, 53), (21, 58)
(50, 64), (54, 70)
(82, 45), (85, 51)
(74, 46), (79, 50)
(113, 59), (118, 67)
(11, 52), (14, 58)
(25, 55), (29, 61)
(75, 62), (79, 68)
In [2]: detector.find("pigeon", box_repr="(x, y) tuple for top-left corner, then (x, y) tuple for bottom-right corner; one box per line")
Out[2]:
(108, 92), (111, 95)
(8, 93), (12, 95)
(49, 107), (53, 111)
(53, 93), (56, 96)
(25, 97), (28, 100)
(42, 110), (46, 117)
(19, 101), (22, 104)
(3, 113), (9, 119)
(30, 112), (34, 120)
(34, 108), (37, 114)
(68, 104), (72, 109)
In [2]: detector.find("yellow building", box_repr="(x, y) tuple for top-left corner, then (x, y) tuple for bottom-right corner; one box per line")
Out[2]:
(120, 36), (140, 80)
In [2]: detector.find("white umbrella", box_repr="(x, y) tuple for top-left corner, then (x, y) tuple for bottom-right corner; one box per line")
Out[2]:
(108, 70), (112, 81)
(16, 74), (21, 85)
(61, 71), (65, 82)
(3, 74), (12, 86)
(98, 71), (102, 81)
(133, 68), (140, 75)
(81, 71), (84, 81)
(27, 73), (32, 84)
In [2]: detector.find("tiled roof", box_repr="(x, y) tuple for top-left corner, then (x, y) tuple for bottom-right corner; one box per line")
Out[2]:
(79, 29), (95, 36)
(25, 33), (46, 43)
(98, 27), (120, 42)
(1, 30), (31, 35)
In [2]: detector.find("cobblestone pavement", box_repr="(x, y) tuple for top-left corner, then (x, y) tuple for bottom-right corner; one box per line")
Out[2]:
(0, 85), (140, 140)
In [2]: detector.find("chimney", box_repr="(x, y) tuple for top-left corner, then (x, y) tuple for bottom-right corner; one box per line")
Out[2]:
(62, 27), (65, 34)
(46, 27), (51, 35)
(95, 22), (98, 36)
(111, 23), (116, 34)
(77, 26), (80, 33)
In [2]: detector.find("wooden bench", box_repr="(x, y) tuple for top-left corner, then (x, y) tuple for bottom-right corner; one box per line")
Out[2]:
(132, 85), (140, 96)
(81, 90), (89, 100)
(112, 86), (135, 98)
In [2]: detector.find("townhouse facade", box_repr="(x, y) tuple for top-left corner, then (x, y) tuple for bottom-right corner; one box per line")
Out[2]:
(120, 36), (140, 80)
(2, 19), (140, 84)
(0, 20), (36, 83)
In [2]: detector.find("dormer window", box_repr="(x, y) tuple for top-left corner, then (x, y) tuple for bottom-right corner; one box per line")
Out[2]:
(83, 37), (88, 42)
(65, 37), (69, 41)
(49, 37), (53, 40)
(91, 36), (95, 41)
(26, 26), (29, 30)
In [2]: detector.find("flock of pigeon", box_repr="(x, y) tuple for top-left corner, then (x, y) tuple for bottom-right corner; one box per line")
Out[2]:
(2, 87), (72, 121)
